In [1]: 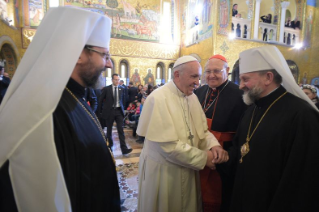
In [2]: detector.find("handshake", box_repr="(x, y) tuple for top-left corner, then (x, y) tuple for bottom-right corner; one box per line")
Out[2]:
(206, 146), (229, 170)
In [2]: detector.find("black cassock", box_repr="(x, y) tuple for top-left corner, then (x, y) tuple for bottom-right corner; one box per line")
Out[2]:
(195, 80), (246, 212)
(195, 80), (246, 135)
(53, 78), (120, 211)
(227, 85), (319, 211)
(0, 78), (120, 212)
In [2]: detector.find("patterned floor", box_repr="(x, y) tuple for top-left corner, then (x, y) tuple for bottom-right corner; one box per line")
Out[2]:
(111, 126), (142, 212)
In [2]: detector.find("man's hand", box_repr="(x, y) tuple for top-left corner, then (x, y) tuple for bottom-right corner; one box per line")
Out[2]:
(210, 146), (229, 164)
(206, 151), (216, 170)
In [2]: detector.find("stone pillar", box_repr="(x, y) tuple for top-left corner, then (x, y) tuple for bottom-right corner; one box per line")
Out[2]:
(279, 1), (290, 43)
(253, 0), (262, 39)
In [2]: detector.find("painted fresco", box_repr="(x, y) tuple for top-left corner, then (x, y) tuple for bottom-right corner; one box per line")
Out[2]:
(304, 5), (314, 47)
(218, 0), (229, 35)
(29, 0), (43, 26)
(311, 77), (319, 86)
(64, 0), (160, 42)
(184, 0), (213, 46)
(131, 68), (141, 86)
(143, 68), (155, 86)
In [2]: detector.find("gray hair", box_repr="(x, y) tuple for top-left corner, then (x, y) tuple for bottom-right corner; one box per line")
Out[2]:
(258, 69), (282, 85)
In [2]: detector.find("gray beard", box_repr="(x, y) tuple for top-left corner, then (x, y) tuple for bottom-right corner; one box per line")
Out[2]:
(243, 86), (263, 105)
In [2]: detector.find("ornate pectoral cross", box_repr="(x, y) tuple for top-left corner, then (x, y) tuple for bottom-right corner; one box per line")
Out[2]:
(239, 137), (250, 163)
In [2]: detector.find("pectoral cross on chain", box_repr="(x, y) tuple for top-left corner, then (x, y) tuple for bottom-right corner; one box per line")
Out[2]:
(188, 131), (194, 142)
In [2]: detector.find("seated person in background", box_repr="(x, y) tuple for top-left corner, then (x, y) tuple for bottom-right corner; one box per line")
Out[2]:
(291, 18), (300, 29)
(261, 14), (272, 41)
(85, 88), (98, 113)
(285, 17), (292, 27)
(302, 84), (319, 109)
(132, 101), (141, 122)
(261, 14), (272, 23)
(126, 102), (136, 121)
(232, 4), (238, 17)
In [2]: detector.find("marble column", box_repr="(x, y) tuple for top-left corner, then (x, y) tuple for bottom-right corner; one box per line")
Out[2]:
(279, 1), (290, 43)
(253, 0), (262, 39)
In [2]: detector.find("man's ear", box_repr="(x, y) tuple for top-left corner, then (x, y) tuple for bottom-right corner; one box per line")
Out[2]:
(226, 67), (230, 75)
(264, 72), (274, 86)
(173, 70), (179, 79)
(77, 50), (86, 65)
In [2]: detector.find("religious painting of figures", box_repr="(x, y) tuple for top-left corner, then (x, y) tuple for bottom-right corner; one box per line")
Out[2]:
(29, 0), (43, 26)
(131, 68), (141, 86)
(218, 0), (229, 35)
(143, 68), (155, 86)
(64, 0), (161, 42)
(304, 6), (314, 47)
(311, 77), (319, 86)
(184, 0), (213, 46)
(0, 0), (8, 20)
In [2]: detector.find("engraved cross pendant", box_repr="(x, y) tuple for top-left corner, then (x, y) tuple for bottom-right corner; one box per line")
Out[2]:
(188, 132), (194, 141)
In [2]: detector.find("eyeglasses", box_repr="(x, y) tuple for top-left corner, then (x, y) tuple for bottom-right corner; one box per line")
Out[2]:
(204, 68), (226, 75)
(85, 47), (111, 60)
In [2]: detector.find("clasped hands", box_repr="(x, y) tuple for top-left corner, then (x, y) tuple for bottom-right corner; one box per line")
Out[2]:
(206, 146), (229, 170)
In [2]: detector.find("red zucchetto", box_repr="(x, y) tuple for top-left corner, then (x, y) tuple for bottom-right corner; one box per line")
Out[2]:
(209, 54), (227, 63)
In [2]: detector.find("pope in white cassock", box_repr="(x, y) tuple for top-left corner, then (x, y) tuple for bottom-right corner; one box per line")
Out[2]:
(137, 56), (229, 212)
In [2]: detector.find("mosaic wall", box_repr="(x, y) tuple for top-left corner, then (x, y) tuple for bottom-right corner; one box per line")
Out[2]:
(217, 0), (229, 35)
(64, 0), (162, 42)
(184, 0), (213, 46)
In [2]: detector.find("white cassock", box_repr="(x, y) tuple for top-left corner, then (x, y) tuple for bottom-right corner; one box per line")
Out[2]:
(137, 80), (220, 212)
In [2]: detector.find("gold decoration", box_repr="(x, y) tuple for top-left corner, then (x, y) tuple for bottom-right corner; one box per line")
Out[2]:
(110, 38), (180, 59)
(22, 28), (36, 49)
(239, 92), (287, 163)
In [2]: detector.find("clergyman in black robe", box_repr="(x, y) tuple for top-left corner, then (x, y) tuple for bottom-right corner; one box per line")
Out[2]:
(53, 78), (120, 211)
(224, 46), (319, 211)
(195, 54), (246, 212)
(0, 7), (120, 211)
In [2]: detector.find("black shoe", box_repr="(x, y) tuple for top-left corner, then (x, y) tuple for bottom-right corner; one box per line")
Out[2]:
(122, 148), (132, 155)
(136, 139), (144, 144)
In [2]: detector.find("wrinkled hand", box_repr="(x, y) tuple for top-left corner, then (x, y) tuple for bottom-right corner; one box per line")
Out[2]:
(206, 151), (216, 170)
(210, 146), (229, 164)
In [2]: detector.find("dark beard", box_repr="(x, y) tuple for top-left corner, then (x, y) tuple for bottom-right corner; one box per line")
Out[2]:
(80, 64), (106, 88)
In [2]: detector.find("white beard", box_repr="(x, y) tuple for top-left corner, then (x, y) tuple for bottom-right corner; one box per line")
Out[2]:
(243, 92), (254, 105)
(242, 86), (263, 105)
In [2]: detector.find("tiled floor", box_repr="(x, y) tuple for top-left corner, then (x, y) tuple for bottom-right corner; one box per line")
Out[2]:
(110, 126), (143, 211)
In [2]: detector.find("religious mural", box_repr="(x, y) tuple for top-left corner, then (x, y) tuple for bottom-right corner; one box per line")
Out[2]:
(143, 68), (155, 86)
(311, 77), (319, 86)
(130, 68), (141, 86)
(64, 0), (161, 42)
(304, 5), (314, 47)
(183, 0), (213, 46)
(29, 0), (43, 26)
(0, 0), (8, 20)
(218, 0), (229, 35)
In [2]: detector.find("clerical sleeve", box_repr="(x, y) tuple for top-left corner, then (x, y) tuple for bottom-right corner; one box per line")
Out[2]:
(198, 130), (220, 150)
(149, 140), (208, 171)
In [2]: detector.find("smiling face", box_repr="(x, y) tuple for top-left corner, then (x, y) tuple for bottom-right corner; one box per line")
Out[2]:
(204, 58), (229, 88)
(173, 61), (202, 96)
(239, 72), (266, 105)
(74, 46), (113, 87)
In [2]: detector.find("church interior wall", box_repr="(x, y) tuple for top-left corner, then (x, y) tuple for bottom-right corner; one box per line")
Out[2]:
(0, 0), (318, 85)
(179, 0), (318, 85)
